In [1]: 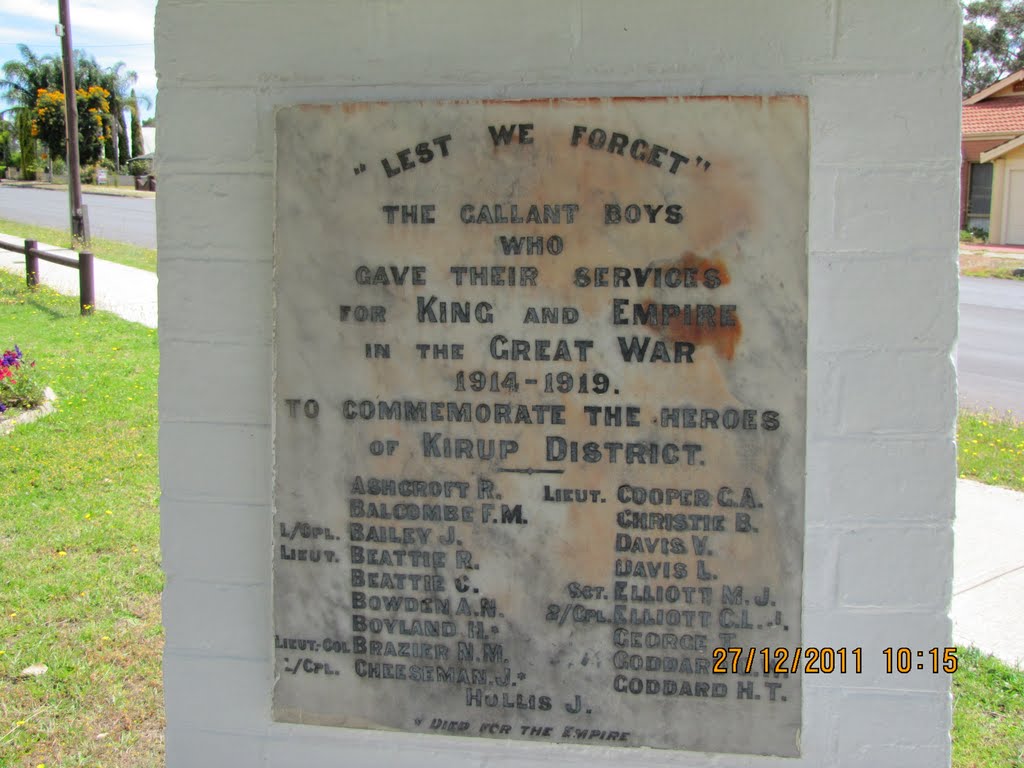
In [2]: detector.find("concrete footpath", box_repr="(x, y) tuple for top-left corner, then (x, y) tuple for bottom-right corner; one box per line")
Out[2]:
(953, 480), (1024, 668)
(0, 236), (1021, 668)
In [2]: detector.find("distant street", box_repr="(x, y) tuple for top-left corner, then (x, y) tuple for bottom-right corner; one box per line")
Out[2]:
(0, 184), (156, 249)
(959, 276), (1024, 416)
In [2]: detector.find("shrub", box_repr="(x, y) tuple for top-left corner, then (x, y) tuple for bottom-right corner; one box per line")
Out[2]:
(0, 345), (45, 413)
(960, 227), (989, 244)
(127, 158), (152, 177)
(80, 162), (115, 183)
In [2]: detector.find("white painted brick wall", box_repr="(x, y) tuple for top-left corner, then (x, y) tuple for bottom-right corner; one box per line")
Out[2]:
(157, 1), (961, 765)
(809, 255), (958, 352)
(160, 500), (269, 584)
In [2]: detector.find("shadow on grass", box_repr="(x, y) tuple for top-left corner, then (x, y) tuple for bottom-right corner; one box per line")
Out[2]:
(25, 292), (78, 320)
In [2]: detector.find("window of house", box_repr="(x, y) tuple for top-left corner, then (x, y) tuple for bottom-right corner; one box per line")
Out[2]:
(968, 162), (993, 216)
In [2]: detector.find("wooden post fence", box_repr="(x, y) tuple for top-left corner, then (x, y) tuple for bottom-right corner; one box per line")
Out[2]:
(0, 238), (95, 315)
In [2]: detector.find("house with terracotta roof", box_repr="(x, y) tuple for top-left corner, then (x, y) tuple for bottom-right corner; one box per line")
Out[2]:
(962, 70), (1024, 244)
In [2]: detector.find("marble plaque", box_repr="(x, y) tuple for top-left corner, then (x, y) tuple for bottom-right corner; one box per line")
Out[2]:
(273, 98), (807, 756)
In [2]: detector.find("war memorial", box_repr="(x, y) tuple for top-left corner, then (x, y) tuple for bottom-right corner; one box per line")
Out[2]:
(157, 2), (961, 765)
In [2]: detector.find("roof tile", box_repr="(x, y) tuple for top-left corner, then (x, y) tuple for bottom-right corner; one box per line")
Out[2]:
(963, 96), (1024, 135)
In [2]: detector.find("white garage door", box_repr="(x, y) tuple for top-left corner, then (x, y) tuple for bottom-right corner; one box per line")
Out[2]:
(1006, 169), (1024, 245)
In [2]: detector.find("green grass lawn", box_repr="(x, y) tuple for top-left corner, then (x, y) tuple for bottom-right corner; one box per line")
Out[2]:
(959, 410), (1024, 492)
(0, 217), (156, 273)
(953, 647), (1024, 768)
(0, 270), (162, 767)
(961, 264), (1024, 280)
(958, 250), (1024, 281)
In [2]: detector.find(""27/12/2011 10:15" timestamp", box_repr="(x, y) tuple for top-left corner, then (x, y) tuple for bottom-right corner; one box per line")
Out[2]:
(710, 647), (960, 675)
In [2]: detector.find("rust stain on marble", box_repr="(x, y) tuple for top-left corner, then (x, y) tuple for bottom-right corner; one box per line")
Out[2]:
(639, 252), (742, 361)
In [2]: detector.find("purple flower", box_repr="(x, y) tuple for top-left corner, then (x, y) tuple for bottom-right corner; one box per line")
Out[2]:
(2, 346), (25, 368)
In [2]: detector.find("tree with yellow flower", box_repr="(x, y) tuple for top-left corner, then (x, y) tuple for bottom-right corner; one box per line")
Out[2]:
(33, 87), (66, 162)
(75, 85), (110, 165)
(28, 85), (111, 168)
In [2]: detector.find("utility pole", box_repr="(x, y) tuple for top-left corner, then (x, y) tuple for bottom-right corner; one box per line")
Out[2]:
(56, 0), (88, 243)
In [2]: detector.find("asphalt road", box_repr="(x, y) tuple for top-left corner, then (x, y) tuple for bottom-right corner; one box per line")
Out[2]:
(0, 184), (156, 249)
(959, 276), (1024, 416)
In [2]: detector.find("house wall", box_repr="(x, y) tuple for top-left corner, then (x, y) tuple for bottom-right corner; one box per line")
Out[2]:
(984, 83), (1024, 99)
(988, 143), (1024, 244)
(156, 1), (962, 767)
(963, 138), (1010, 163)
(962, 139), (1008, 228)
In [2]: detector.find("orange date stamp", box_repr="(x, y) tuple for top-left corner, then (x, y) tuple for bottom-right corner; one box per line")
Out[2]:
(712, 647), (863, 675)
(712, 646), (960, 675)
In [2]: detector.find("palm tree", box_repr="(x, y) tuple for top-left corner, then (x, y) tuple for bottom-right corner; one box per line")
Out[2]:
(99, 61), (143, 172)
(0, 46), (62, 179)
(0, 44), (62, 112)
(72, 51), (105, 91)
